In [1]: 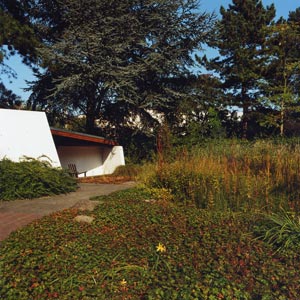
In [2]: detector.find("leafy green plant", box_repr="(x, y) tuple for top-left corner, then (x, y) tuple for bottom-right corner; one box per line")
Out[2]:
(0, 157), (77, 200)
(259, 210), (300, 253)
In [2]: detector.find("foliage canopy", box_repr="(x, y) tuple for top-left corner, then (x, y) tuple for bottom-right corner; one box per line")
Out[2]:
(26, 0), (214, 134)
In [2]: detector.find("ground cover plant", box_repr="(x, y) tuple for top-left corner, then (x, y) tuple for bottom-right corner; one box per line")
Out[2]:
(0, 157), (77, 200)
(1, 187), (300, 299)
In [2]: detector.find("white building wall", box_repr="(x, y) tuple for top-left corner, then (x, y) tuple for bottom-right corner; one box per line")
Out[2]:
(102, 146), (125, 174)
(0, 109), (61, 167)
(57, 146), (103, 177)
(57, 145), (125, 177)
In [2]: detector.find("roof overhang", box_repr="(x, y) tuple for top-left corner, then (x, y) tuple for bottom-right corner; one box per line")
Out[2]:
(50, 128), (118, 147)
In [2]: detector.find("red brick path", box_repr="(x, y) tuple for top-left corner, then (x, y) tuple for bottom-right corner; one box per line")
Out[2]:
(0, 182), (136, 242)
(0, 212), (43, 241)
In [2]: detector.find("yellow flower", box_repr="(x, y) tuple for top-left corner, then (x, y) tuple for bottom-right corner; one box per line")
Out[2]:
(156, 242), (166, 253)
(120, 279), (127, 286)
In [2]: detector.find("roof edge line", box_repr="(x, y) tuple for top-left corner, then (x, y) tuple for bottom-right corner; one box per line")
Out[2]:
(50, 128), (118, 146)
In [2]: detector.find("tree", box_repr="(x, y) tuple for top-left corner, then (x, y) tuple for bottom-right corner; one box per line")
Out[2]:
(202, 0), (275, 138)
(27, 0), (214, 134)
(0, 82), (22, 108)
(164, 74), (227, 142)
(0, 1), (38, 63)
(286, 8), (300, 135)
(0, 0), (39, 101)
(261, 14), (300, 136)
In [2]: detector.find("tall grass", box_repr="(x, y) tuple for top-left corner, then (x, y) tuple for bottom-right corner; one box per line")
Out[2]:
(146, 139), (300, 212)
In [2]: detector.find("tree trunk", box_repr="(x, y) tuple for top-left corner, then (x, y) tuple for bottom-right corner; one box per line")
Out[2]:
(280, 69), (288, 137)
(280, 100), (284, 137)
(241, 85), (249, 139)
(86, 113), (96, 134)
(85, 93), (97, 134)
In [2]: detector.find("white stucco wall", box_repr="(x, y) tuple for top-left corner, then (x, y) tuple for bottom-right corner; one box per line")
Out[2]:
(57, 145), (125, 177)
(0, 109), (61, 167)
(102, 146), (125, 174)
(57, 146), (104, 177)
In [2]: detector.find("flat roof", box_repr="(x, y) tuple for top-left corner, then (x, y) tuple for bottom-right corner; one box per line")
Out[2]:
(50, 128), (118, 146)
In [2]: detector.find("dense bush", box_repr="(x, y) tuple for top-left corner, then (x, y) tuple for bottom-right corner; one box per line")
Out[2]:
(0, 188), (299, 299)
(0, 157), (77, 200)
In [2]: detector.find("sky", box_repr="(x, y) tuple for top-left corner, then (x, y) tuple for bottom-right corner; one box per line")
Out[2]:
(1, 0), (300, 100)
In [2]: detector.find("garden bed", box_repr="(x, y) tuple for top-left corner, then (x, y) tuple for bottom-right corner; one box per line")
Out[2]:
(1, 187), (299, 299)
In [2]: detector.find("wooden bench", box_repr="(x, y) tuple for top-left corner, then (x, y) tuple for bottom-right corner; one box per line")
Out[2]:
(68, 163), (87, 178)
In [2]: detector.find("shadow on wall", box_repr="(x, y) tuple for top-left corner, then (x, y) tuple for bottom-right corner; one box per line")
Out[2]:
(56, 145), (125, 177)
(57, 146), (107, 177)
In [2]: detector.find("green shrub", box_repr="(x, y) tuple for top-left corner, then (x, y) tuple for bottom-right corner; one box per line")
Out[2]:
(0, 188), (299, 299)
(0, 157), (77, 200)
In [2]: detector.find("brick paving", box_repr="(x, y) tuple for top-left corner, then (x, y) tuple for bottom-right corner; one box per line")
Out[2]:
(0, 212), (43, 241)
(0, 182), (136, 242)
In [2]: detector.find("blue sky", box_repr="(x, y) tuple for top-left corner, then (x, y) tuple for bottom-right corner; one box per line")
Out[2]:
(203, 0), (299, 17)
(2, 0), (300, 100)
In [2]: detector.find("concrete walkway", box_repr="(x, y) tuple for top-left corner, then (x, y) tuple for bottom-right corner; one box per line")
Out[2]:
(0, 182), (136, 242)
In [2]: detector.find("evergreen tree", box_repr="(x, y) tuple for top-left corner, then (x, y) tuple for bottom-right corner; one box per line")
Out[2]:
(0, 0), (38, 71)
(287, 8), (300, 109)
(26, 0), (214, 134)
(0, 82), (22, 108)
(165, 74), (227, 142)
(202, 0), (275, 138)
(0, 0), (39, 101)
(261, 13), (300, 136)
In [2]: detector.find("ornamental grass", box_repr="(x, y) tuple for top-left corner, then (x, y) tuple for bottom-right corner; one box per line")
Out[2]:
(149, 139), (300, 212)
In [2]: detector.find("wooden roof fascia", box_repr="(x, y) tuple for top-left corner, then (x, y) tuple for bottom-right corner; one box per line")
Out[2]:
(50, 128), (118, 146)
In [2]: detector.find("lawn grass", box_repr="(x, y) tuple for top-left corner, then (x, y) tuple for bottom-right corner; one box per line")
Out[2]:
(1, 187), (299, 299)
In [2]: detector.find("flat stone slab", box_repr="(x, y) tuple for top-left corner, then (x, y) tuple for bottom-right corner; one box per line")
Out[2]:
(74, 215), (95, 224)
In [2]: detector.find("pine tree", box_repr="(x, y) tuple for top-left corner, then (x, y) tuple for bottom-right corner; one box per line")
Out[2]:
(0, 0), (39, 100)
(261, 13), (300, 136)
(0, 0), (38, 69)
(287, 8), (300, 102)
(0, 82), (22, 108)
(203, 0), (275, 138)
